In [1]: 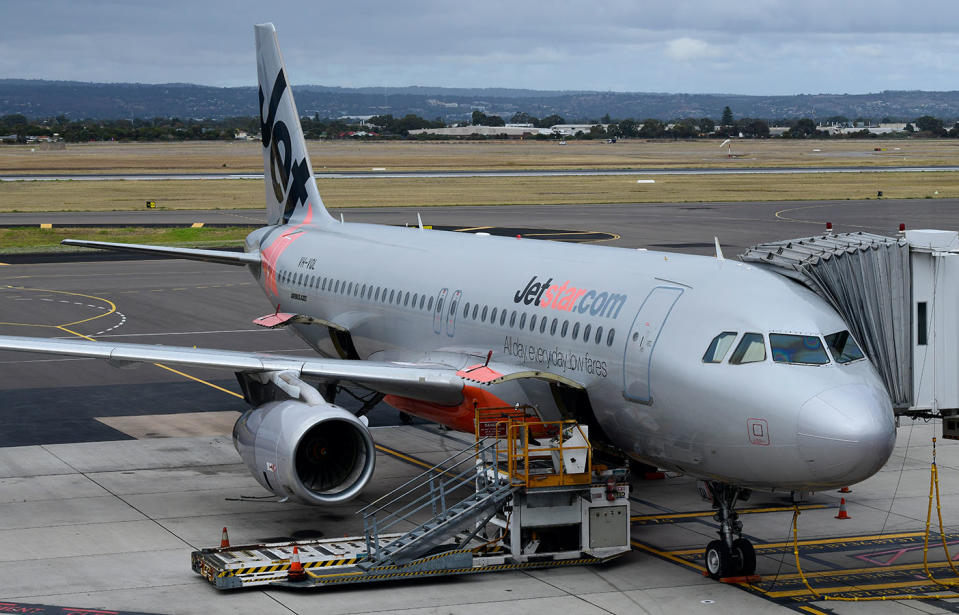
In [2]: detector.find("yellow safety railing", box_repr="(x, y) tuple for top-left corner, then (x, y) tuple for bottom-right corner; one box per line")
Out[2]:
(504, 419), (592, 488)
(790, 437), (959, 602)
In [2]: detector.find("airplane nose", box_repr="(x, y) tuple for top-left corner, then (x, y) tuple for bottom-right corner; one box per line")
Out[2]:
(797, 383), (896, 488)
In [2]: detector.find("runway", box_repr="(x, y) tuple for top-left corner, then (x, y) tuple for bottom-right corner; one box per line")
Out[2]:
(3, 199), (959, 614)
(3, 165), (959, 181)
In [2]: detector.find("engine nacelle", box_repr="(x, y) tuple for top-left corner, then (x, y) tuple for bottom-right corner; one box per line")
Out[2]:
(233, 399), (376, 505)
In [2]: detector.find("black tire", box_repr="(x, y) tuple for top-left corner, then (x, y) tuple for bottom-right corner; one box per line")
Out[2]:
(399, 412), (413, 425)
(731, 537), (756, 576)
(704, 540), (729, 579)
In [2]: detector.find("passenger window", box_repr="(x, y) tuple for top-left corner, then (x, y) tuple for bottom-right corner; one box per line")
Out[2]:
(595, 326), (603, 344)
(702, 332), (738, 363)
(540, 317), (547, 334)
(390, 289), (395, 303)
(530, 314), (537, 331)
(334, 280), (340, 293)
(464, 302), (470, 318)
(375, 287), (381, 301)
(825, 331), (865, 364)
(450, 300), (457, 315)
(730, 333), (767, 364)
(509, 311), (516, 327)
(481, 305), (488, 321)
(572, 322), (580, 340)
(606, 329), (616, 346)
(550, 318), (558, 335)
(361, 284), (367, 297)
(561, 320), (568, 337)
(412, 292), (418, 307)
(519, 313), (527, 329)
(583, 324), (591, 342)
(472, 304), (478, 320)
(403, 291), (409, 305)
(770, 334), (829, 365)
(499, 309), (506, 326)
(491, 307), (498, 323)
(419, 295), (425, 310)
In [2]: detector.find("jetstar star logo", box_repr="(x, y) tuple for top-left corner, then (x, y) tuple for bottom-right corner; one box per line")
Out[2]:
(512, 275), (627, 320)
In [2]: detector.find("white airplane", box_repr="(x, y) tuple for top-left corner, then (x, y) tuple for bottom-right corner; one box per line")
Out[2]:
(0, 24), (895, 580)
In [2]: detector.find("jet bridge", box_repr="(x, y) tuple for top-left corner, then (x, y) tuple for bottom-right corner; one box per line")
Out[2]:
(741, 228), (959, 435)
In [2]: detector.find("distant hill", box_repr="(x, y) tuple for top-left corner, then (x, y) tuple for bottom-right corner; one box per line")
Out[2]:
(3, 79), (959, 122)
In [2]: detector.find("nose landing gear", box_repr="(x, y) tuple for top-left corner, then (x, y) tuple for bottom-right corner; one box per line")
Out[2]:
(701, 481), (756, 579)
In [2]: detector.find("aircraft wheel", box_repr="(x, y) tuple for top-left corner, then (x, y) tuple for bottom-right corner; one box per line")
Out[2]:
(704, 540), (729, 579)
(399, 412), (413, 425)
(730, 538), (756, 576)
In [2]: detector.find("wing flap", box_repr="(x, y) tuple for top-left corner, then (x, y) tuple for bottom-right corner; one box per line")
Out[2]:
(61, 239), (260, 267)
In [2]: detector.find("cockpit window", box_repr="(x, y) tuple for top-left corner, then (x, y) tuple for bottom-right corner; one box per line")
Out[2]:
(825, 330), (865, 364)
(770, 334), (830, 365)
(729, 333), (766, 364)
(703, 332), (737, 363)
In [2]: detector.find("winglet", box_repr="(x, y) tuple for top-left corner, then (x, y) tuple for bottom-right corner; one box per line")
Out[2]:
(714, 237), (725, 260)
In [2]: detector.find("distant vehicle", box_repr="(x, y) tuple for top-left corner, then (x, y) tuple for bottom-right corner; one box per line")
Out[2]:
(0, 23), (896, 581)
(606, 137), (617, 143)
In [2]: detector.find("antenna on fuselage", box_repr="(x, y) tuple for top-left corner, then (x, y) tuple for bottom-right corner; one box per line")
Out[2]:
(714, 237), (725, 260)
(417, 212), (424, 230)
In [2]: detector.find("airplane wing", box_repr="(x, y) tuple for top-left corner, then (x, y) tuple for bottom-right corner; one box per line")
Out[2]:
(0, 335), (463, 405)
(61, 239), (260, 267)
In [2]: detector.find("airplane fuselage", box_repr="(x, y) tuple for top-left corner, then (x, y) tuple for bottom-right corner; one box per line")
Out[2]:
(246, 217), (897, 493)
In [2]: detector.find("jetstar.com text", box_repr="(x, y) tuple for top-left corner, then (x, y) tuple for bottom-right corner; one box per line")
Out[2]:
(512, 275), (626, 320)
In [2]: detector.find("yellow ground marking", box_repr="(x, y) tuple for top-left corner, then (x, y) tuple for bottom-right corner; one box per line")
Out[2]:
(760, 558), (959, 583)
(799, 606), (830, 615)
(191, 222), (204, 228)
(152, 363), (244, 399)
(56, 326), (95, 341)
(630, 540), (705, 573)
(667, 531), (929, 556)
(0, 263), (9, 266)
(0, 286), (116, 328)
(764, 578), (959, 599)
(39, 223), (52, 229)
(631, 504), (825, 523)
(453, 226), (493, 232)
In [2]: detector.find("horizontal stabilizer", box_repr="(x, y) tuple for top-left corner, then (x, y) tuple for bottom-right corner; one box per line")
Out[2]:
(61, 239), (260, 267)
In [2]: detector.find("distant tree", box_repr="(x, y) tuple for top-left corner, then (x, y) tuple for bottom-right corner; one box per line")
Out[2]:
(588, 124), (606, 138)
(669, 118), (697, 138)
(616, 118), (639, 137)
(737, 118), (770, 138)
(601, 113), (612, 124)
(471, 110), (488, 126)
(786, 118), (818, 138)
(721, 106), (734, 128)
(950, 122), (959, 138)
(535, 114), (566, 128)
(915, 115), (945, 135)
(638, 118), (666, 138)
(509, 111), (537, 125)
(698, 117), (715, 134)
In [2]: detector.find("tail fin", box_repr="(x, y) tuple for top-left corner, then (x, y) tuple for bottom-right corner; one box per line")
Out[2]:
(255, 23), (334, 227)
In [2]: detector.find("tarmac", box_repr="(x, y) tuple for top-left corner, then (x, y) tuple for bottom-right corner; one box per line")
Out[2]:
(3, 200), (959, 614)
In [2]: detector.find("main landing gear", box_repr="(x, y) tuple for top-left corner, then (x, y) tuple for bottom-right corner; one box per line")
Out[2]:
(701, 481), (756, 579)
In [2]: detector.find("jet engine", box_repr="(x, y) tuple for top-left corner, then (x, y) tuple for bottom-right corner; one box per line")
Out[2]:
(233, 399), (376, 505)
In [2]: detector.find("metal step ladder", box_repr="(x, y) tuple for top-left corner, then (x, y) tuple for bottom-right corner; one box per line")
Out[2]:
(359, 438), (515, 566)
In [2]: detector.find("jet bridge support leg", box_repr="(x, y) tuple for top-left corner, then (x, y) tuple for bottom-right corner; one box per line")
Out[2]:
(703, 481), (756, 580)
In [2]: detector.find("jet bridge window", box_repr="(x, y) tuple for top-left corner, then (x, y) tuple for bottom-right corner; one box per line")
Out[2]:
(702, 332), (738, 363)
(770, 334), (829, 365)
(729, 333), (766, 364)
(825, 330), (865, 364)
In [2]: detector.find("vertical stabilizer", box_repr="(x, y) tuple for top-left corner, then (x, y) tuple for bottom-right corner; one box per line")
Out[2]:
(255, 23), (333, 227)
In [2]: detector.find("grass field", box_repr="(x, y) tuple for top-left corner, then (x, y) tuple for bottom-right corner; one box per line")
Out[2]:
(1, 139), (959, 175)
(0, 226), (251, 253)
(0, 171), (956, 213)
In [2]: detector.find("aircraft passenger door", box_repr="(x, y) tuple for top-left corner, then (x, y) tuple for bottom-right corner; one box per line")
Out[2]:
(432, 288), (448, 334)
(446, 290), (462, 337)
(623, 286), (683, 405)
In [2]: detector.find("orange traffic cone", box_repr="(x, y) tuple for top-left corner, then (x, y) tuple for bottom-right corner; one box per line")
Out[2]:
(288, 546), (306, 581)
(835, 498), (851, 520)
(838, 486), (851, 493)
(220, 527), (230, 548)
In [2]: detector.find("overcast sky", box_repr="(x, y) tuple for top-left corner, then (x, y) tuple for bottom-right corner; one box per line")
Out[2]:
(2, 1), (957, 95)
